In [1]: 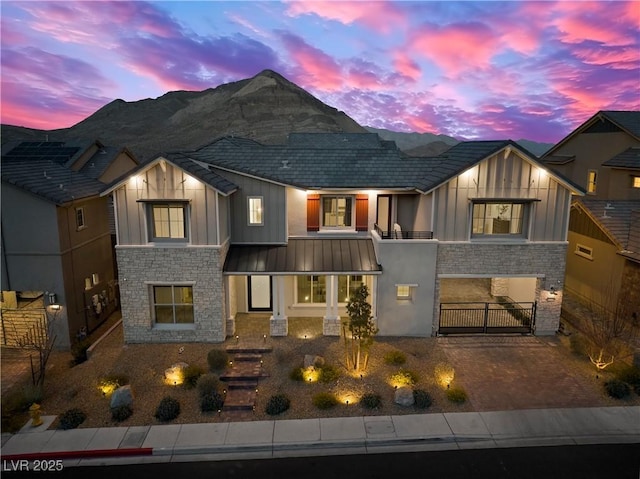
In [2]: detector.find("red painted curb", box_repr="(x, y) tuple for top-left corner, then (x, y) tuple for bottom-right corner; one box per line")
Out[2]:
(1, 447), (153, 461)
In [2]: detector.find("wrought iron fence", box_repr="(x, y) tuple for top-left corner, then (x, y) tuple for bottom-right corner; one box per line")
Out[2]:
(439, 301), (536, 334)
(373, 223), (434, 239)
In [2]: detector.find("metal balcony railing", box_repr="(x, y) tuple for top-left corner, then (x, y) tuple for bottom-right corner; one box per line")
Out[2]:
(374, 223), (434, 240)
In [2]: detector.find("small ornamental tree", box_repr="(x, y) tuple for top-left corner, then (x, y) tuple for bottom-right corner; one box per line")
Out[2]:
(343, 284), (378, 371)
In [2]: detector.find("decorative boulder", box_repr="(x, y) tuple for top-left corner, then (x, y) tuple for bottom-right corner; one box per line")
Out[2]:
(394, 386), (415, 407)
(110, 385), (134, 409)
(304, 355), (325, 368)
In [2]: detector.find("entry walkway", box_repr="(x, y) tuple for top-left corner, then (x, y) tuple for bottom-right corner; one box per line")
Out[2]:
(1, 406), (638, 466)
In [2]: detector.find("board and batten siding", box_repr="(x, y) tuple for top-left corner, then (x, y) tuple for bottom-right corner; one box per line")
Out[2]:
(211, 168), (287, 244)
(114, 162), (220, 245)
(433, 150), (572, 242)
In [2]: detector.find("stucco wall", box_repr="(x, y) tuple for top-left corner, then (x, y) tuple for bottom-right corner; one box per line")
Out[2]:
(117, 243), (228, 343)
(435, 242), (567, 335)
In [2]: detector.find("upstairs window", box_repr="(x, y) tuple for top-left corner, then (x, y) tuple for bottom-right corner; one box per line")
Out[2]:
(322, 196), (353, 228)
(147, 202), (188, 241)
(75, 207), (86, 230)
(587, 170), (597, 194)
(632, 176), (640, 189)
(472, 202), (528, 237)
(248, 196), (264, 225)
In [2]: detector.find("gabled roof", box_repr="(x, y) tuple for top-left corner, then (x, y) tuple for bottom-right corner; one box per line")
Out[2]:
(100, 154), (238, 196)
(543, 111), (640, 160)
(601, 147), (640, 170)
(575, 199), (640, 262)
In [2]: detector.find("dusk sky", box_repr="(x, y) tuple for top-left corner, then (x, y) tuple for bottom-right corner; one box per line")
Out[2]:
(1, 1), (638, 143)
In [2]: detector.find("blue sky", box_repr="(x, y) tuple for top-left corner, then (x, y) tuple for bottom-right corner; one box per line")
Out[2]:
(1, 1), (638, 142)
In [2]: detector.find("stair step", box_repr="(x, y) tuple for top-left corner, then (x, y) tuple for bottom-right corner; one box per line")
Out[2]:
(223, 388), (257, 411)
(226, 345), (273, 354)
(234, 353), (263, 362)
(225, 380), (258, 390)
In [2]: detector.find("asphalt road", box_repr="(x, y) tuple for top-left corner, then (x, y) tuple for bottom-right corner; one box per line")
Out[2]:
(3, 443), (639, 479)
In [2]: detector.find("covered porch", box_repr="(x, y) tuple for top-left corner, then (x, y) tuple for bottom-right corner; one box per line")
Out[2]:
(223, 238), (382, 337)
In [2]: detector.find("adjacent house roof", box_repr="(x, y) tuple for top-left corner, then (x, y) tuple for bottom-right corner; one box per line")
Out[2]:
(1, 142), (108, 204)
(601, 147), (640, 170)
(542, 111), (640, 161)
(576, 199), (640, 263)
(223, 238), (382, 274)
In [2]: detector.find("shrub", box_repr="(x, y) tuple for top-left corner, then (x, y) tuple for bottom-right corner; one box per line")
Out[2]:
(446, 387), (467, 404)
(604, 379), (631, 399)
(312, 392), (338, 410)
(434, 363), (455, 388)
(289, 367), (304, 381)
(615, 365), (640, 391)
(70, 340), (91, 366)
(21, 384), (44, 406)
(98, 374), (130, 394)
(154, 396), (180, 422)
(201, 392), (225, 412)
(59, 408), (86, 430)
(383, 350), (406, 365)
(111, 405), (133, 422)
(318, 364), (341, 383)
(265, 394), (291, 415)
(389, 369), (419, 387)
(196, 373), (220, 397)
(182, 364), (205, 389)
(207, 349), (229, 372)
(360, 393), (382, 409)
(413, 389), (433, 409)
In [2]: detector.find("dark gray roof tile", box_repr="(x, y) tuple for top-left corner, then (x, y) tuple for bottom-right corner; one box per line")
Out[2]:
(601, 147), (640, 169)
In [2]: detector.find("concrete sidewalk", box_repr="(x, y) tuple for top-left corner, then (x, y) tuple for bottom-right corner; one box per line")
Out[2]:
(1, 406), (639, 467)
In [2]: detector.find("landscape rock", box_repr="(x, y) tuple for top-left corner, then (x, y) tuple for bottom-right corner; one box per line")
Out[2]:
(394, 386), (414, 407)
(304, 355), (325, 368)
(110, 385), (134, 409)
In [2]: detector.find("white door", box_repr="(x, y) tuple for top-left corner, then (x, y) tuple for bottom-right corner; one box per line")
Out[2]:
(248, 275), (272, 311)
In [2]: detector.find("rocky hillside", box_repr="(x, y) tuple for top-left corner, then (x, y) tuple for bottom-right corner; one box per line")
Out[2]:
(1, 70), (366, 161)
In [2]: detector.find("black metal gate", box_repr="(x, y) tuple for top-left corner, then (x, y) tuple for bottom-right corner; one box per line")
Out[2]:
(439, 301), (536, 334)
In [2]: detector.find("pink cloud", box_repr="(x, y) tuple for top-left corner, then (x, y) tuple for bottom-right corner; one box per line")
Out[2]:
(392, 52), (421, 81)
(284, 1), (406, 34)
(278, 32), (343, 90)
(409, 22), (501, 77)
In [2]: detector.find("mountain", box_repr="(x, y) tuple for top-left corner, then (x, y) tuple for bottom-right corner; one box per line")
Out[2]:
(1, 70), (366, 161)
(1, 69), (554, 160)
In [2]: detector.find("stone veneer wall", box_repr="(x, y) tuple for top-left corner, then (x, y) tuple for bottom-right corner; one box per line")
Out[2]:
(117, 243), (228, 343)
(434, 243), (567, 335)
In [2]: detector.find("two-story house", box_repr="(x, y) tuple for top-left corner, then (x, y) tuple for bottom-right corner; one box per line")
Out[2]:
(541, 111), (640, 322)
(1, 140), (138, 348)
(103, 133), (583, 344)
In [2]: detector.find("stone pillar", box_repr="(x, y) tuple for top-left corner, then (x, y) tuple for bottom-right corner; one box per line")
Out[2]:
(270, 276), (288, 336)
(323, 275), (341, 336)
(225, 276), (235, 337)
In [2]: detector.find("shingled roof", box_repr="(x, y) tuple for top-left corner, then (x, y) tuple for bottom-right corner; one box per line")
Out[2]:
(601, 147), (640, 169)
(2, 142), (107, 204)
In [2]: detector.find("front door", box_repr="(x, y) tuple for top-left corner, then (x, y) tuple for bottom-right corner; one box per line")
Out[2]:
(248, 275), (272, 311)
(376, 195), (391, 236)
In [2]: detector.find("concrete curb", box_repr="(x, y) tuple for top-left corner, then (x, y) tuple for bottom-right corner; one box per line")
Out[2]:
(1, 447), (153, 461)
(86, 318), (123, 359)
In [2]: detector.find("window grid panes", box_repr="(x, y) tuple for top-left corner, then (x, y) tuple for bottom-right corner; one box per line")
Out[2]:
(472, 202), (525, 236)
(587, 170), (597, 194)
(76, 207), (85, 229)
(297, 275), (363, 304)
(322, 196), (353, 227)
(152, 204), (186, 239)
(153, 285), (194, 324)
(248, 197), (263, 225)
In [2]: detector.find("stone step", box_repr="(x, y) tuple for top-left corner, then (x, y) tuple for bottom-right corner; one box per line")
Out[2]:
(226, 345), (273, 354)
(225, 380), (258, 390)
(234, 353), (263, 362)
(220, 361), (269, 381)
(222, 388), (256, 411)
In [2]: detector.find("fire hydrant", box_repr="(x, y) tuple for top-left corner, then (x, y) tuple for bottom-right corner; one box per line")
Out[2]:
(29, 403), (43, 427)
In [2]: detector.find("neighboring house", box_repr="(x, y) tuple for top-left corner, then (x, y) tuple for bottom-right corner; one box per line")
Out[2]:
(102, 133), (583, 344)
(541, 111), (640, 321)
(1, 140), (138, 348)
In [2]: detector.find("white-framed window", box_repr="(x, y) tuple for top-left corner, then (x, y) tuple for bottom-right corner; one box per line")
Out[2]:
(296, 275), (364, 304)
(339, 275), (364, 303)
(75, 207), (86, 230)
(322, 196), (353, 228)
(575, 243), (593, 260)
(632, 176), (640, 189)
(152, 285), (194, 324)
(147, 202), (188, 241)
(248, 196), (264, 226)
(587, 170), (597, 194)
(471, 202), (528, 237)
(396, 284), (415, 300)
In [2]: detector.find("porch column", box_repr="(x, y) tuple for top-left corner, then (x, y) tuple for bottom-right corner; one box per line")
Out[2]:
(323, 275), (341, 336)
(370, 275), (378, 325)
(270, 276), (288, 337)
(225, 275), (235, 337)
